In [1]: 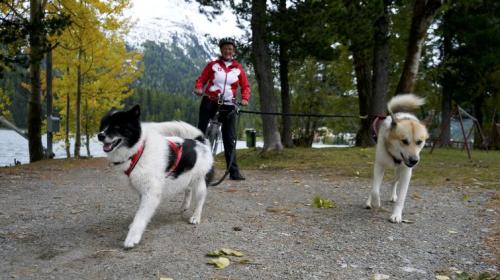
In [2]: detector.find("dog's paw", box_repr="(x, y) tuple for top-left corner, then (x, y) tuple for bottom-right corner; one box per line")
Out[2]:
(180, 206), (190, 214)
(390, 195), (398, 202)
(189, 215), (201, 225)
(181, 208), (191, 219)
(124, 232), (142, 248)
(365, 196), (380, 209)
(180, 203), (191, 213)
(389, 213), (403, 223)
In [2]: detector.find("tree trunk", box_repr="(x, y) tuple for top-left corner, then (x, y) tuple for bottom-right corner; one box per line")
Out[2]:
(371, 0), (391, 118)
(251, 0), (283, 151)
(396, 0), (444, 94)
(65, 94), (71, 158)
(46, 47), (54, 158)
(85, 98), (91, 157)
(278, 0), (293, 148)
(74, 48), (82, 158)
(439, 14), (452, 147)
(28, 0), (45, 162)
(352, 49), (373, 147)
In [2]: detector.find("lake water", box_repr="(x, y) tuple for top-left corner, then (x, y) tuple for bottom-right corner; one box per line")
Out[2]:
(0, 128), (107, 167)
(0, 129), (346, 167)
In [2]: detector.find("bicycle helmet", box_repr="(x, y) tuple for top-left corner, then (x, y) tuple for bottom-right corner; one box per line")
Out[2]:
(218, 37), (237, 49)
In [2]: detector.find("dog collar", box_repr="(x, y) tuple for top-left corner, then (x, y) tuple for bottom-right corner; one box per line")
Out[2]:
(166, 140), (183, 177)
(115, 141), (145, 176)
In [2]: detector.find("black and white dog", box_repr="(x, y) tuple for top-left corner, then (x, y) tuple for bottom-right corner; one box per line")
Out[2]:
(98, 105), (213, 248)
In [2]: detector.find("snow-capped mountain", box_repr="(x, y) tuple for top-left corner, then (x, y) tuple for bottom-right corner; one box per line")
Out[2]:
(124, 0), (243, 56)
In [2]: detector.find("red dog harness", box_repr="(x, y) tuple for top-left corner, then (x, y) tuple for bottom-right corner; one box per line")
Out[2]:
(166, 140), (183, 177)
(119, 140), (183, 177)
(124, 142), (145, 176)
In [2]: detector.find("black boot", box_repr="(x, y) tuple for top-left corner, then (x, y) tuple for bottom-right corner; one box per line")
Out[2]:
(229, 170), (245, 180)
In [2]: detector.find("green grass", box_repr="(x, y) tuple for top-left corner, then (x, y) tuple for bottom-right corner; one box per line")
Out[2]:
(224, 147), (500, 189)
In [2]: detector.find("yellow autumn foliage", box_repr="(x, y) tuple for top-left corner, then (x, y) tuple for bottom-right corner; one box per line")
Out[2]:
(49, 0), (143, 142)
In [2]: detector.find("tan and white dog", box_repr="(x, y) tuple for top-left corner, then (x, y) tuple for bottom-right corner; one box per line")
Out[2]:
(365, 94), (429, 223)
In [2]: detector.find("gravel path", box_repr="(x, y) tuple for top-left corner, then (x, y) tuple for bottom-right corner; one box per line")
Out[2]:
(0, 158), (498, 279)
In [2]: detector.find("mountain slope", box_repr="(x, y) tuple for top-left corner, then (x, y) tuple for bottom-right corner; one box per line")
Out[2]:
(124, 0), (243, 55)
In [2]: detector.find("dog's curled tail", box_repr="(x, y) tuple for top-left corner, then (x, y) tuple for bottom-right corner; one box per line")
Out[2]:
(152, 121), (204, 139)
(387, 94), (425, 116)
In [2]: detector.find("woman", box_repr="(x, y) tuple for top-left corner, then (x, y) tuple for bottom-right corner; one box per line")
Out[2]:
(193, 37), (251, 181)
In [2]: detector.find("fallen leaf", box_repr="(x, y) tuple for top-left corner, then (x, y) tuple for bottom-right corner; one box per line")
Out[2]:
(207, 248), (244, 258)
(159, 277), (173, 280)
(207, 257), (230, 269)
(266, 207), (289, 213)
(206, 250), (223, 257)
(220, 248), (244, 257)
(411, 193), (422, 200)
(448, 230), (458, 234)
(401, 219), (415, 224)
(435, 275), (450, 280)
(313, 196), (336, 209)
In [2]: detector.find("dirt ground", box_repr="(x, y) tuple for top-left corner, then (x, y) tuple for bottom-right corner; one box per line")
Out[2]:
(0, 158), (498, 280)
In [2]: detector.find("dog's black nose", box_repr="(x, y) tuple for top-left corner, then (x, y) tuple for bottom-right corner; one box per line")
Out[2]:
(97, 132), (105, 142)
(408, 157), (419, 167)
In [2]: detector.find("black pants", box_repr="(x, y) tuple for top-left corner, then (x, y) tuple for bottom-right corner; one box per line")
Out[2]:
(197, 96), (240, 175)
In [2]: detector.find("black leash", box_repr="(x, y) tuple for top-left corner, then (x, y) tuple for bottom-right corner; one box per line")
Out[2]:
(239, 109), (359, 118)
(206, 102), (360, 187)
(208, 108), (358, 186)
(209, 105), (241, 187)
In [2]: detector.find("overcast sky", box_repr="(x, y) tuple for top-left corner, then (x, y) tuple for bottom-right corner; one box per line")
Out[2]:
(125, 0), (244, 39)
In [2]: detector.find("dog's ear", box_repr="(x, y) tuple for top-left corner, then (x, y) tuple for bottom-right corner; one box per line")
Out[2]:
(129, 105), (141, 119)
(103, 107), (118, 118)
(390, 120), (397, 129)
(390, 112), (397, 129)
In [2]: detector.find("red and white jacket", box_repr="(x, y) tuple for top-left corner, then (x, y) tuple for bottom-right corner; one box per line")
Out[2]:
(195, 58), (251, 104)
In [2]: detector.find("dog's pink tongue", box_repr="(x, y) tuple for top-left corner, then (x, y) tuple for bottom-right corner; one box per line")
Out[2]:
(103, 143), (113, 152)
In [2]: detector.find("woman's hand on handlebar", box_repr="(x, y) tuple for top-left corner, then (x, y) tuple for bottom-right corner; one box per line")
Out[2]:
(193, 88), (203, 96)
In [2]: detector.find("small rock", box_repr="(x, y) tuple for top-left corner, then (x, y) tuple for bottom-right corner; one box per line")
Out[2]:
(233, 226), (242, 231)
